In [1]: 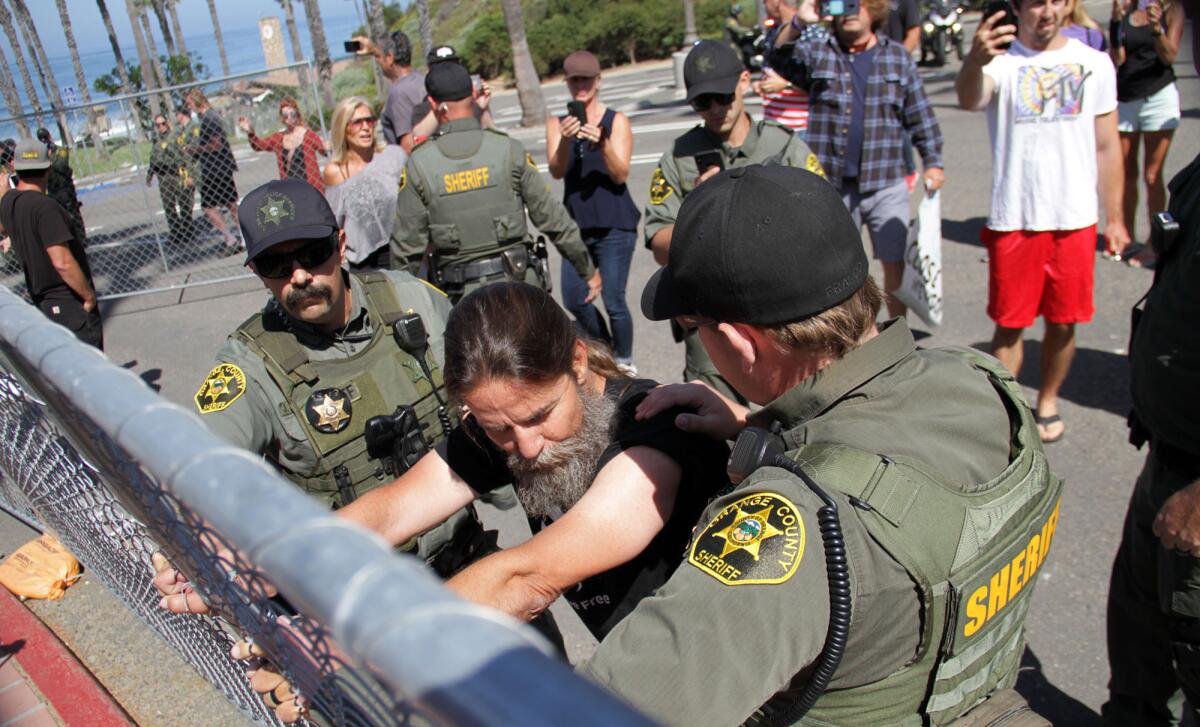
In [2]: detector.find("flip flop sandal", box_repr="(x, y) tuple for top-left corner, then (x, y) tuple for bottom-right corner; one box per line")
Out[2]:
(1035, 413), (1065, 444)
(1122, 243), (1157, 270)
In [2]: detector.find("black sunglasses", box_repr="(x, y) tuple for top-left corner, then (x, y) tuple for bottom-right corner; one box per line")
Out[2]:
(690, 92), (736, 112)
(252, 236), (337, 279)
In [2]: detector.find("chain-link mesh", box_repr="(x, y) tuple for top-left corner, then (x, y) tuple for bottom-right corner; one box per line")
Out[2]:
(0, 62), (328, 301)
(0, 358), (415, 725)
(0, 288), (655, 727)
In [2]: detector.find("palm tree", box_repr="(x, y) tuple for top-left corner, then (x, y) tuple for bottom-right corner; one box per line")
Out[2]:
(366, 0), (387, 98)
(167, 0), (188, 59)
(96, 0), (134, 97)
(150, 0), (177, 58)
(498, 0), (546, 127)
(278, 0), (305, 64)
(417, 0), (432, 58)
(0, 0), (43, 128)
(55, 0), (106, 156)
(96, 0), (142, 141)
(126, 0), (163, 119)
(137, 4), (168, 90)
(205, 0), (231, 77)
(0, 61), (29, 137)
(298, 0), (334, 109)
(683, 0), (698, 44)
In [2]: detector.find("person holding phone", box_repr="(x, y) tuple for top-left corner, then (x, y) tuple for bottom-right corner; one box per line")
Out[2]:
(771, 0), (945, 321)
(644, 40), (823, 406)
(545, 50), (640, 374)
(955, 0), (1128, 444)
(1108, 0), (1185, 268)
(239, 98), (327, 193)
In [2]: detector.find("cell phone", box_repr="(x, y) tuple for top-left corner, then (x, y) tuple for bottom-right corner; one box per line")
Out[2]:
(694, 150), (724, 175)
(566, 100), (587, 126)
(343, 40), (362, 53)
(470, 74), (482, 93)
(983, 0), (1018, 49)
(820, 0), (860, 16)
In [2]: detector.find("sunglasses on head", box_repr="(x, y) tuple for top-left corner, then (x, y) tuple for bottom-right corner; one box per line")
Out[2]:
(252, 235), (337, 279)
(348, 115), (377, 129)
(690, 92), (736, 112)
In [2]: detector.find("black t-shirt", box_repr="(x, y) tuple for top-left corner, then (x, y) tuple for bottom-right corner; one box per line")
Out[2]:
(438, 377), (731, 638)
(0, 190), (92, 304)
(198, 109), (237, 176)
(884, 0), (920, 45)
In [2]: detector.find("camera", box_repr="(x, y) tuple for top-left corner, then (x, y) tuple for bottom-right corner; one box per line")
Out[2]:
(821, 0), (860, 16)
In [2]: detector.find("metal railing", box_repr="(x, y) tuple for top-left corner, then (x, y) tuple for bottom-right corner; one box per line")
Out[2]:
(0, 62), (329, 301)
(0, 286), (656, 727)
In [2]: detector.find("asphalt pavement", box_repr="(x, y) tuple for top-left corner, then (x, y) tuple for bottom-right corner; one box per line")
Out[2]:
(5, 8), (1199, 724)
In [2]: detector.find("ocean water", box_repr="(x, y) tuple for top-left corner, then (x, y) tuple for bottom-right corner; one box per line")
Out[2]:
(0, 11), (363, 135)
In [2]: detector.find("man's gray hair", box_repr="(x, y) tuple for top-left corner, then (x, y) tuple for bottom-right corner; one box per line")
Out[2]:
(378, 30), (413, 66)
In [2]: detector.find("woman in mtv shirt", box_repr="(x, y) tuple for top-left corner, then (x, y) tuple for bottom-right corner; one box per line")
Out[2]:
(1108, 0), (1185, 268)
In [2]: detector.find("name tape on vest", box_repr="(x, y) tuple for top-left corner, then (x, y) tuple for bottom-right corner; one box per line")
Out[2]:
(443, 166), (491, 194)
(961, 497), (1062, 639)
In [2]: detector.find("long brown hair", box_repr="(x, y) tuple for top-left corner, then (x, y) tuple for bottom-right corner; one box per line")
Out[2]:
(444, 282), (628, 405)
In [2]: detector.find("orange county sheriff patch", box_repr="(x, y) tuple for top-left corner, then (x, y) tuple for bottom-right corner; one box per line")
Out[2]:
(649, 167), (673, 205)
(195, 363), (246, 414)
(688, 492), (805, 586)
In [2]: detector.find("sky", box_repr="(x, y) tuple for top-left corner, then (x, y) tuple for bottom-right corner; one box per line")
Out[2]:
(28, 0), (369, 58)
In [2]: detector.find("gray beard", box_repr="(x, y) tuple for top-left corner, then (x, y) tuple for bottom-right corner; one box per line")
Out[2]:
(506, 385), (618, 519)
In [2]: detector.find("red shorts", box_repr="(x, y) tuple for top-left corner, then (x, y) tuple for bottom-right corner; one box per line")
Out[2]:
(982, 225), (1097, 329)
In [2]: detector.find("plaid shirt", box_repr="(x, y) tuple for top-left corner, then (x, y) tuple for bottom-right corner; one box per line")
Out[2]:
(775, 33), (943, 193)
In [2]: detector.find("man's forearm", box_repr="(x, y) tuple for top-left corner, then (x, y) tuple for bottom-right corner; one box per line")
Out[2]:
(446, 552), (562, 621)
(1096, 122), (1125, 227)
(47, 245), (95, 306)
(955, 59), (990, 110)
(649, 226), (673, 267)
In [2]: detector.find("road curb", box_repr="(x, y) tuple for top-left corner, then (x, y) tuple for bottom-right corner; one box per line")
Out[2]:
(0, 585), (133, 726)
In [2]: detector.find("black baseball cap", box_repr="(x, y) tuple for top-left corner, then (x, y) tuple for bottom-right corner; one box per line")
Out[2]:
(684, 40), (745, 103)
(239, 180), (339, 264)
(426, 45), (460, 65)
(425, 61), (473, 102)
(641, 165), (867, 326)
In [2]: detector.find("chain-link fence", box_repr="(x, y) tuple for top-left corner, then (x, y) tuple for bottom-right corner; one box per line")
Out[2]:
(0, 287), (655, 727)
(0, 61), (330, 301)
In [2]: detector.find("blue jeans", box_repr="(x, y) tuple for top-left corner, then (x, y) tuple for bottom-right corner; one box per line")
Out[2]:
(561, 227), (636, 361)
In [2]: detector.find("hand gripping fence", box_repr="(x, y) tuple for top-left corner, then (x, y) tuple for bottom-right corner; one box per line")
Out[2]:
(0, 285), (658, 727)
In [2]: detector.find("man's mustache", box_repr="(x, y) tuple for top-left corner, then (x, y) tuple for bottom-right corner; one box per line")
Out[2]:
(285, 283), (332, 308)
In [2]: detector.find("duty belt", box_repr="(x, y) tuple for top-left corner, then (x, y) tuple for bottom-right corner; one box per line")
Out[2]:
(440, 255), (508, 286)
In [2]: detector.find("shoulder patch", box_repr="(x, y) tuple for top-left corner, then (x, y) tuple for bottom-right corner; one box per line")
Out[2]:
(805, 152), (825, 178)
(526, 152), (538, 169)
(688, 491), (805, 586)
(398, 166), (407, 193)
(649, 167), (674, 205)
(194, 363), (247, 414)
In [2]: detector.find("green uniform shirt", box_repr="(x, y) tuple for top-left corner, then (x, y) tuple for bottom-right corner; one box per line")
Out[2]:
(196, 270), (451, 478)
(391, 117), (595, 279)
(581, 320), (1016, 726)
(146, 132), (192, 187)
(643, 115), (825, 246)
(1131, 152), (1200, 457)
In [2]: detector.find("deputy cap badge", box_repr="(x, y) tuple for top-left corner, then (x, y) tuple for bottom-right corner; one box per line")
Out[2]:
(256, 192), (296, 228)
(305, 388), (352, 433)
(805, 153), (825, 178)
(649, 167), (673, 205)
(688, 492), (804, 586)
(696, 55), (715, 73)
(195, 363), (246, 414)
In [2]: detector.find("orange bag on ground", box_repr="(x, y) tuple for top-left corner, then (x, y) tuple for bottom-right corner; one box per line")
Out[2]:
(0, 533), (82, 600)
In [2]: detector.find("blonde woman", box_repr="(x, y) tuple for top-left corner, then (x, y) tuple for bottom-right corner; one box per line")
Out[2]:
(1062, 0), (1107, 50)
(321, 96), (407, 271)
